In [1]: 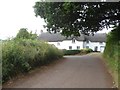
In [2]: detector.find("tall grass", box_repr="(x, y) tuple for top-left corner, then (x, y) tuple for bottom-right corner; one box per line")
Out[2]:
(2, 39), (63, 83)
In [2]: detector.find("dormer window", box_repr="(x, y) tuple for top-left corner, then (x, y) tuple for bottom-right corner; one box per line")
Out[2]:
(86, 40), (89, 44)
(72, 38), (75, 43)
(99, 42), (103, 44)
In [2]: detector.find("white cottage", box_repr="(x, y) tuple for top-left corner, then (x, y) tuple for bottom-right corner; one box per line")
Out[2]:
(38, 32), (106, 53)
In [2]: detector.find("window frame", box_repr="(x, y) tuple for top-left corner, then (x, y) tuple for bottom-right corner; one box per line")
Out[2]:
(77, 46), (80, 50)
(69, 46), (72, 50)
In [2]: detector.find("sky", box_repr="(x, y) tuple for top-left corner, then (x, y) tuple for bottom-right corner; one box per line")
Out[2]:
(0, 0), (46, 40)
(0, 0), (112, 40)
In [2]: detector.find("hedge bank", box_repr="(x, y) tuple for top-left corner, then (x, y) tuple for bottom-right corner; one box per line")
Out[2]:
(2, 39), (63, 83)
(103, 26), (120, 87)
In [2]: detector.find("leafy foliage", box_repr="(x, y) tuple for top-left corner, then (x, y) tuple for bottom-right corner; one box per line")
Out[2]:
(16, 28), (30, 39)
(2, 39), (63, 83)
(15, 28), (38, 40)
(34, 2), (120, 36)
(63, 48), (93, 55)
(80, 48), (93, 54)
(103, 26), (120, 87)
(63, 50), (80, 55)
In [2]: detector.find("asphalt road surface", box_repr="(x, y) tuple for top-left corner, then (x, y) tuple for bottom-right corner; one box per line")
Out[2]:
(3, 53), (114, 88)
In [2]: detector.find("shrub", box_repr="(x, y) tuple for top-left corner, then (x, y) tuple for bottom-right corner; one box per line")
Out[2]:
(15, 28), (38, 40)
(80, 48), (93, 54)
(63, 50), (80, 55)
(63, 48), (93, 55)
(2, 39), (63, 83)
(103, 26), (120, 87)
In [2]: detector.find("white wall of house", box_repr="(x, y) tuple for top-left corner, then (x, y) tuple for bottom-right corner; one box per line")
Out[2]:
(62, 40), (84, 50)
(48, 40), (84, 50)
(85, 41), (106, 52)
(48, 40), (106, 53)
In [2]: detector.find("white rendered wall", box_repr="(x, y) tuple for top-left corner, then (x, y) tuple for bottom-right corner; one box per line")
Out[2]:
(61, 40), (84, 50)
(85, 41), (106, 52)
(48, 40), (84, 50)
(48, 40), (106, 52)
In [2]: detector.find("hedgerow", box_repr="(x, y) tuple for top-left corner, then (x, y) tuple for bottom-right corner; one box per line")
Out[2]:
(63, 50), (80, 55)
(63, 48), (93, 55)
(2, 39), (63, 83)
(103, 26), (120, 87)
(80, 48), (93, 54)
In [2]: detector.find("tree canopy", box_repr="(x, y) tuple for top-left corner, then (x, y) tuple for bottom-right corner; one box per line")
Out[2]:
(16, 28), (30, 39)
(34, 2), (120, 36)
(16, 28), (38, 40)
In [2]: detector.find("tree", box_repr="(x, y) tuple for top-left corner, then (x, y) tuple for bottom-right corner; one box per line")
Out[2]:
(16, 28), (30, 39)
(29, 31), (38, 40)
(33, 2), (120, 36)
(15, 28), (38, 40)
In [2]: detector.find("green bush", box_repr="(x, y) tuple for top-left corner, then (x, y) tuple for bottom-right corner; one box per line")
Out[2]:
(63, 48), (93, 55)
(63, 50), (80, 55)
(103, 26), (120, 87)
(80, 48), (93, 54)
(2, 39), (63, 83)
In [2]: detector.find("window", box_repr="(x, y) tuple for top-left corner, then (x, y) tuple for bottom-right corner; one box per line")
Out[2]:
(72, 38), (75, 43)
(99, 42), (103, 45)
(77, 46), (80, 50)
(86, 40), (89, 44)
(69, 46), (72, 50)
(57, 42), (60, 46)
(86, 46), (89, 48)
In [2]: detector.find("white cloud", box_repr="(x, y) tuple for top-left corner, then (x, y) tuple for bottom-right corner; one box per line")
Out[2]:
(0, 0), (46, 40)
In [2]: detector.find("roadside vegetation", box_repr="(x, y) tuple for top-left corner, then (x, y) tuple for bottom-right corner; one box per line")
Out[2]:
(63, 48), (93, 55)
(103, 26), (120, 87)
(80, 48), (93, 55)
(0, 41), (2, 85)
(2, 28), (63, 83)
